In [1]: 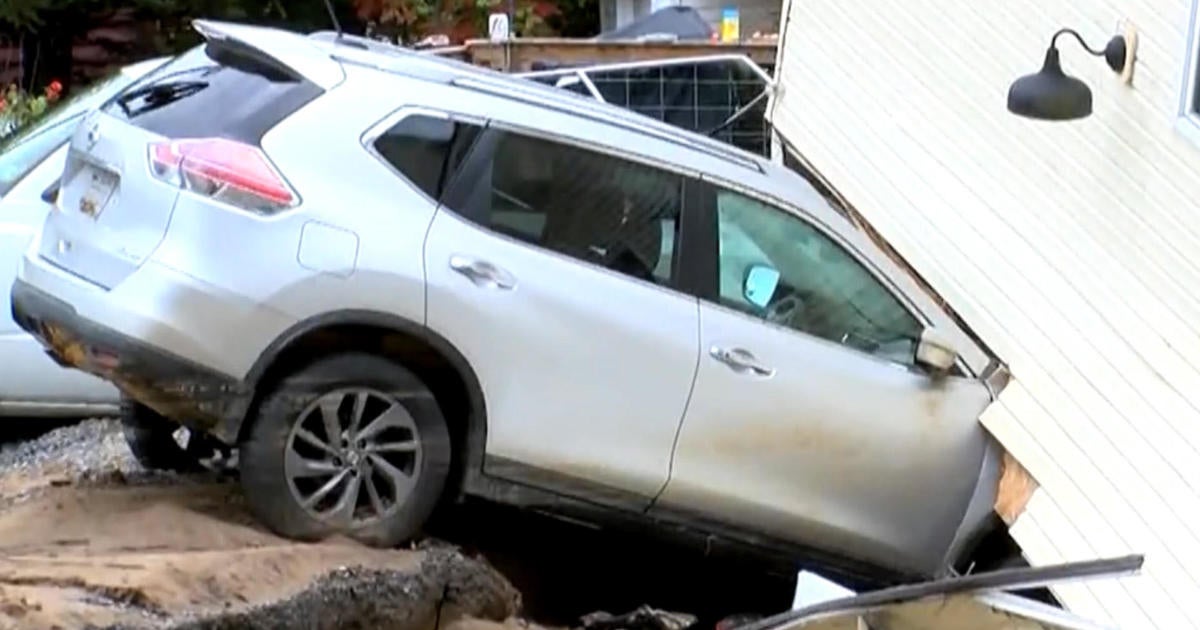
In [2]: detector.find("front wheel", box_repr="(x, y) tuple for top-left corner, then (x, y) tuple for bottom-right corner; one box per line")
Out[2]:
(238, 352), (451, 547)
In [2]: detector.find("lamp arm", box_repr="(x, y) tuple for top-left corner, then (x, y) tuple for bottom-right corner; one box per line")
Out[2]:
(1050, 28), (1107, 56)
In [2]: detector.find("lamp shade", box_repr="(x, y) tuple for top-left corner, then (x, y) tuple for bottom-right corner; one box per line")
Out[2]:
(1006, 47), (1093, 121)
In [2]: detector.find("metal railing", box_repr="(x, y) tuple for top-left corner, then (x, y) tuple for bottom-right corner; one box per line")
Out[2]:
(308, 30), (776, 158)
(517, 55), (775, 157)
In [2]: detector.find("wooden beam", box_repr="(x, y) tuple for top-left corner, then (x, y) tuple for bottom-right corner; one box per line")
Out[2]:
(995, 451), (1039, 526)
(459, 37), (777, 72)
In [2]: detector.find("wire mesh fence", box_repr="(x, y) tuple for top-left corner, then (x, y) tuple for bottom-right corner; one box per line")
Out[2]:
(521, 56), (774, 158)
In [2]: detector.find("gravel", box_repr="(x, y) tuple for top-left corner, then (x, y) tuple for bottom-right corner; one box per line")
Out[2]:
(0, 418), (224, 490)
(0, 418), (137, 478)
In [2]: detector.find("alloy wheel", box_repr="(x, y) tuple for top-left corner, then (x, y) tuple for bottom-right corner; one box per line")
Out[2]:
(283, 387), (423, 526)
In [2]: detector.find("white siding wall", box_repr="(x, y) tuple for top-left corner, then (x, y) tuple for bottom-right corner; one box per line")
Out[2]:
(770, 0), (1200, 628)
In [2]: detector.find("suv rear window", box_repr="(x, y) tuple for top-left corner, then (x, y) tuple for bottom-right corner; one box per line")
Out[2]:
(101, 43), (322, 144)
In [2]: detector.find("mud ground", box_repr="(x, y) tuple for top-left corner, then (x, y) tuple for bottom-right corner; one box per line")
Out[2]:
(0, 419), (522, 630)
(0, 419), (794, 630)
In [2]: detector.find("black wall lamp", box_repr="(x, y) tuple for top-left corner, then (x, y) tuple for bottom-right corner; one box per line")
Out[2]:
(1007, 27), (1134, 121)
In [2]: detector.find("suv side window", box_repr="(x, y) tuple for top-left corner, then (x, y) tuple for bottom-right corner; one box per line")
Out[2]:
(461, 129), (682, 286)
(373, 114), (481, 200)
(714, 188), (924, 365)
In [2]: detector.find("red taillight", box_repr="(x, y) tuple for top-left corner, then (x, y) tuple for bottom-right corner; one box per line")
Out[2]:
(148, 137), (296, 214)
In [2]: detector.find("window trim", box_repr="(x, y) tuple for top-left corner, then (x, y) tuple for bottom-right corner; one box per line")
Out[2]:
(693, 178), (972, 374)
(1179, 0), (1200, 144)
(359, 105), (486, 207)
(483, 118), (708, 180)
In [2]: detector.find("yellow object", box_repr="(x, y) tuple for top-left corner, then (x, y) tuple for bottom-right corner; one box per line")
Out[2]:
(720, 8), (739, 43)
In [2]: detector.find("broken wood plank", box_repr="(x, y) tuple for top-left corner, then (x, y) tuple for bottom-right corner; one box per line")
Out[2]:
(459, 37), (777, 72)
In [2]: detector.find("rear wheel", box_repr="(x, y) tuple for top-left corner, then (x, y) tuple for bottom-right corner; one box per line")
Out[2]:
(120, 398), (225, 472)
(238, 352), (451, 547)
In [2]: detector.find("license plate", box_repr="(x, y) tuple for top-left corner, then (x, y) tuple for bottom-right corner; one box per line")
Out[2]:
(76, 166), (118, 219)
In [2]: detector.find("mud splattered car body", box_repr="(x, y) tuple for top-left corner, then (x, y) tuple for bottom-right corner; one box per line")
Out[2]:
(13, 20), (1014, 587)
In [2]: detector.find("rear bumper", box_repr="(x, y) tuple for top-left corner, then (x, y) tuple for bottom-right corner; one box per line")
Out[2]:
(11, 279), (252, 443)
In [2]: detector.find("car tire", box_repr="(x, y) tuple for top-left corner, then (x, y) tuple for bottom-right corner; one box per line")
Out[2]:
(238, 352), (451, 547)
(120, 398), (206, 472)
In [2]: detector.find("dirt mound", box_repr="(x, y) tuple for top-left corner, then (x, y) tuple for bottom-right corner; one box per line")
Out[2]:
(0, 420), (522, 630)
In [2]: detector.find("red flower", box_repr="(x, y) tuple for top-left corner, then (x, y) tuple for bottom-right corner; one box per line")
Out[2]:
(44, 80), (63, 102)
(0, 98), (6, 112)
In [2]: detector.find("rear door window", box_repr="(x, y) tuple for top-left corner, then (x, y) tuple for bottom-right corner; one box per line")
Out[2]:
(451, 128), (684, 287)
(101, 43), (322, 144)
(371, 114), (482, 201)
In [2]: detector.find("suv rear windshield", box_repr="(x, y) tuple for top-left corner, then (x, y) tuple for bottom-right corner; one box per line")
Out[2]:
(0, 64), (155, 196)
(101, 42), (322, 144)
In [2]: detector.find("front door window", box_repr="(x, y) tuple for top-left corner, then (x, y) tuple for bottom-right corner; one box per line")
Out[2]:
(714, 189), (923, 365)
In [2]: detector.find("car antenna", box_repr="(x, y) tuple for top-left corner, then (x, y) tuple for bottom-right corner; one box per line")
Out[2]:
(323, 0), (344, 41)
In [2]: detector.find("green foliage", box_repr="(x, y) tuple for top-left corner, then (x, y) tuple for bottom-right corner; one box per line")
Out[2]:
(0, 0), (43, 31)
(546, 0), (597, 37)
(355, 0), (572, 44)
(0, 0), (146, 31)
(0, 0), (597, 44)
(0, 0), (352, 33)
(0, 79), (62, 139)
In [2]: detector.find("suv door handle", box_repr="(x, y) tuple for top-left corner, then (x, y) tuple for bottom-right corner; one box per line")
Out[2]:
(449, 255), (516, 290)
(709, 346), (775, 377)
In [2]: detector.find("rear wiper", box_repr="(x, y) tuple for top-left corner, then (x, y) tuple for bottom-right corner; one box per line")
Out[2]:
(116, 80), (209, 117)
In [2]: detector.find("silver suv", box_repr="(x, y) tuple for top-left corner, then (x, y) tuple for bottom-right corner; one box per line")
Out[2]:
(11, 20), (1009, 584)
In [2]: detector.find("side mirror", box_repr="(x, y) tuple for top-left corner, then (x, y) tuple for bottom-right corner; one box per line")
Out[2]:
(743, 264), (781, 309)
(916, 327), (959, 374)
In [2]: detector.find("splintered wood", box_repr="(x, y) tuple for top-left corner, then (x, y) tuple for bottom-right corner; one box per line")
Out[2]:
(994, 451), (1038, 526)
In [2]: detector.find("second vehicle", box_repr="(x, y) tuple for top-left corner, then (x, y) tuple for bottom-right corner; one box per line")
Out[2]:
(0, 56), (166, 419)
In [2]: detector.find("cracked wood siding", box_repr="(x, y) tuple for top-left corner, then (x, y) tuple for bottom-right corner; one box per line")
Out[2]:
(768, 0), (1200, 628)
